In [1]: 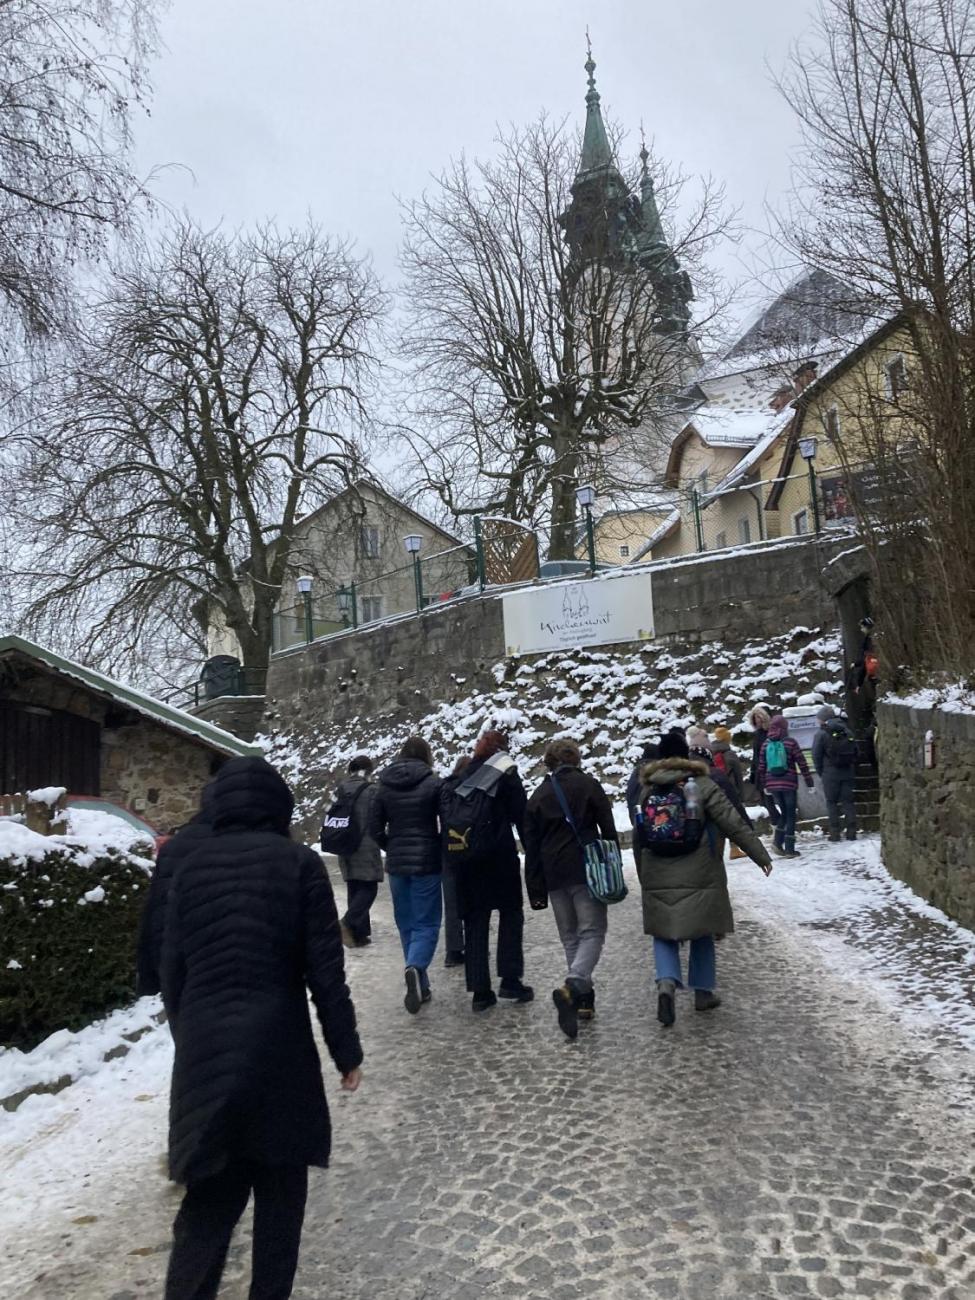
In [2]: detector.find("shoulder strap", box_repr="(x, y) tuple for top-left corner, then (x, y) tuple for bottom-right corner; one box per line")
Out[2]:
(549, 772), (584, 848)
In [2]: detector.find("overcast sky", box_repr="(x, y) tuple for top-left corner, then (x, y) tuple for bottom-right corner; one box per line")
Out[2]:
(134, 0), (816, 311)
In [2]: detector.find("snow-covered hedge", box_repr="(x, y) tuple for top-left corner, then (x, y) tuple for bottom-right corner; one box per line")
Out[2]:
(0, 817), (153, 1050)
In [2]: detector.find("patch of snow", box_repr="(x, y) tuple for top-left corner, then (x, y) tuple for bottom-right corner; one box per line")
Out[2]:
(893, 682), (975, 717)
(26, 786), (67, 808)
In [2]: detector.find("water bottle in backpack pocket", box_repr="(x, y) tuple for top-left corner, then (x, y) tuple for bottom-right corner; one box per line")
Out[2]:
(639, 778), (704, 857)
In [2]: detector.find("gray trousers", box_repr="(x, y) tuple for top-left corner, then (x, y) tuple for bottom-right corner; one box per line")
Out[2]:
(549, 884), (608, 992)
(823, 770), (858, 839)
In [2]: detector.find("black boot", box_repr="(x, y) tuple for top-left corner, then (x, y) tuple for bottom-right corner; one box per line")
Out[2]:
(577, 989), (596, 1021)
(499, 979), (534, 1003)
(472, 989), (497, 1012)
(657, 979), (676, 1028)
(444, 949), (465, 968)
(552, 985), (579, 1040)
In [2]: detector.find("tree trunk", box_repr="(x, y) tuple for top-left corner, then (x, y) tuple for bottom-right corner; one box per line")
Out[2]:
(547, 475), (580, 560)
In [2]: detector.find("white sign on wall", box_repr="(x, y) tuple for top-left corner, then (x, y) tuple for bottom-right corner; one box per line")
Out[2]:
(502, 572), (655, 657)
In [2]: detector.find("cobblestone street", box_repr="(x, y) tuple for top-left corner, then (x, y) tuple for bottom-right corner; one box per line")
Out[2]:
(3, 837), (975, 1299)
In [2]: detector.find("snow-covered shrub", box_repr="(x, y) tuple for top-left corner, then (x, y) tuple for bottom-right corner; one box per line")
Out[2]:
(0, 823), (153, 1050)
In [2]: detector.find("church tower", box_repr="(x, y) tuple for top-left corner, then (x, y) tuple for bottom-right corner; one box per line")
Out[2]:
(559, 43), (694, 337)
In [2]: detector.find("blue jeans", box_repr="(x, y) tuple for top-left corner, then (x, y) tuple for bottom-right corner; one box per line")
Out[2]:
(653, 936), (717, 991)
(771, 788), (798, 852)
(388, 874), (443, 988)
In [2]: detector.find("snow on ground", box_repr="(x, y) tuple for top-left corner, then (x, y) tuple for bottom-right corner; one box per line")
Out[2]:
(731, 832), (975, 1064)
(894, 681), (975, 716)
(0, 997), (164, 1106)
(0, 833), (973, 1295)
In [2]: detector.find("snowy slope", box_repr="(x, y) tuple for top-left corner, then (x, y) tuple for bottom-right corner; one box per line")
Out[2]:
(265, 626), (844, 826)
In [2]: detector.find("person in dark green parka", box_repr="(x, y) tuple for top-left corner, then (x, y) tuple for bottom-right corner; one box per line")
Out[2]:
(636, 733), (773, 1029)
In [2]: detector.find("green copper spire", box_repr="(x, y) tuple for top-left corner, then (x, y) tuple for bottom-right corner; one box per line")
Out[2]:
(579, 36), (613, 173)
(638, 129), (666, 248)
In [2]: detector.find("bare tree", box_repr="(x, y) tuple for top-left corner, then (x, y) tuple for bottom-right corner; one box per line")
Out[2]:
(0, 0), (162, 347)
(6, 219), (385, 687)
(780, 0), (975, 683)
(398, 114), (730, 559)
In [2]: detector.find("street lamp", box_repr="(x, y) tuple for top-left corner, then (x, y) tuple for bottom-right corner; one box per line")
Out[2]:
(576, 484), (597, 574)
(798, 437), (821, 535)
(296, 575), (314, 644)
(337, 584), (352, 628)
(403, 534), (424, 612)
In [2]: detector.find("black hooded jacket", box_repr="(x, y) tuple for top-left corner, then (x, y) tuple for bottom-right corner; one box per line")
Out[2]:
(136, 795), (213, 997)
(161, 756), (362, 1185)
(368, 758), (442, 876)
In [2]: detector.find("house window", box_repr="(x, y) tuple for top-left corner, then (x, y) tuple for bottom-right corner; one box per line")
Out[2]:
(794, 508), (810, 536)
(715, 530), (727, 550)
(360, 595), (383, 623)
(885, 354), (909, 399)
(619, 544), (630, 559)
(738, 517), (751, 544)
(825, 405), (841, 440)
(360, 525), (381, 559)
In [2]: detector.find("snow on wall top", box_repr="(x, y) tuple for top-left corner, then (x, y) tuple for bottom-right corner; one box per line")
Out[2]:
(266, 625), (845, 827)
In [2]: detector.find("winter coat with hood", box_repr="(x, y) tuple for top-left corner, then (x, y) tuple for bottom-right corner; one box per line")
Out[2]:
(136, 794), (213, 997)
(442, 757), (528, 918)
(334, 775), (383, 883)
(523, 765), (618, 904)
(368, 758), (442, 876)
(811, 718), (858, 778)
(160, 756), (362, 1186)
(758, 716), (814, 793)
(637, 757), (771, 940)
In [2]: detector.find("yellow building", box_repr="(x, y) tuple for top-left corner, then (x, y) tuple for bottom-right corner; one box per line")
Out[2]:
(766, 317), (913, 532)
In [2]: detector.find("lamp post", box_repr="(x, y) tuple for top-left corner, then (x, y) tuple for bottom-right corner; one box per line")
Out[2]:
(296, 574), (314, 644)
(337, 584), (351, 628)
(576, 483), (597, 574)
(798, 436), (821, 535)
(404, 534), (423, 612)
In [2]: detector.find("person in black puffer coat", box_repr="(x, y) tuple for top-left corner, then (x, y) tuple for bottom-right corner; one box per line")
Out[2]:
(368, 736), (443, 1015)
(443, 729), (532, 1013)
(135, 786), (214, 997)
(161, 756), (363, 1300)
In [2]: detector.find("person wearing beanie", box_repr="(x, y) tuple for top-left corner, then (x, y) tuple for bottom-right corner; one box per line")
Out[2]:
(757, 716), (815, 857)
(710, 726), (745, 803)
(626, 741), (660, 869)
(812, 707), (859, 842)
(686, 726), (711, 753)
(332, 754), (384, 949)
(636, 732), (773, 1029)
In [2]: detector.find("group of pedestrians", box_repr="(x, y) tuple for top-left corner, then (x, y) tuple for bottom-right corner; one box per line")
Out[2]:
(136, 698), (862, 1300)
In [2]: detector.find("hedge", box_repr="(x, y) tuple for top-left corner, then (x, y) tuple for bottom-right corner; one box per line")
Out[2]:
(0, 847), (150, 1050)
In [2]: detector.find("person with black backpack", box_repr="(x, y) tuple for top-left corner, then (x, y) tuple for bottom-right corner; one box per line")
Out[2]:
(636, 732), (773, 1028)
(440, 729), (533, 1012)
(321, 755), (383, 948)
(812, 706), (858, 842)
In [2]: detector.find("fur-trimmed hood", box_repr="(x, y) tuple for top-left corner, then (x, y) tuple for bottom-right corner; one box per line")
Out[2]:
(642, 757), (710, 786)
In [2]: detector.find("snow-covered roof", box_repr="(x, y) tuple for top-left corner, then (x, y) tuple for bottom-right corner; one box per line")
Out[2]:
(0, 635), (262, 758)
(631, 509), (681, 562)
(680, 406), (775, 449)
(704, 405), (797, 499)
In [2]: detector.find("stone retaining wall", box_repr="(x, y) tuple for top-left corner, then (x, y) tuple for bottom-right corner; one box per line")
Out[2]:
(877, 699), (975, 930)
(266, 537), (845, 737)
(191, 695), (267, 743)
